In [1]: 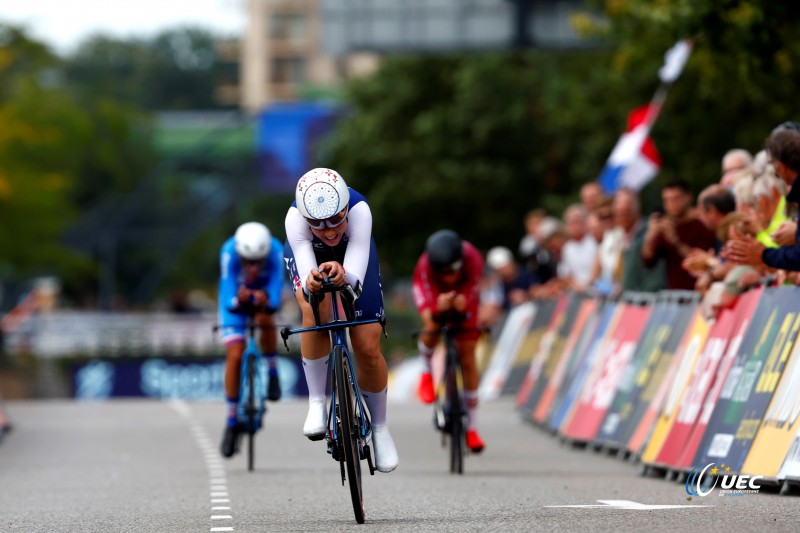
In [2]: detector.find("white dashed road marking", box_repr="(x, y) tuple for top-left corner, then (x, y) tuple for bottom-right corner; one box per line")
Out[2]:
(170, 400), (236, 532)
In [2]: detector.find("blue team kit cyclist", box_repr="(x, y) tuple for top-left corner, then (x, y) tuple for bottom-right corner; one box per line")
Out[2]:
(218, 222), (285, 458)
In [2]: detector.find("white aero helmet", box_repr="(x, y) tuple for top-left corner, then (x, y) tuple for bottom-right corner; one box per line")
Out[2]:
(295, 168), (350, 220)
(234, 222), (271, 260)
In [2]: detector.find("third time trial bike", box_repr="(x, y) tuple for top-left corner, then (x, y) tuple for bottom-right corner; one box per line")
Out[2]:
(415, 316), (483, 474)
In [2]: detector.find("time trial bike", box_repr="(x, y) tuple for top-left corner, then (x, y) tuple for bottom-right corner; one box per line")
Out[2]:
(281, 280), (386, 524)
(216, 304), (270, 471)
(414, 316), (484, 474)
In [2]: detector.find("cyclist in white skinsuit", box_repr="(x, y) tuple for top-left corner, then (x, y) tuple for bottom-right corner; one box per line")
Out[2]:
(284, 167), (398, 473)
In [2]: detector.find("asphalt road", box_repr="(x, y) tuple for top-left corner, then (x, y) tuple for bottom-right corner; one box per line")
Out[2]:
(2, 397), (800, 532)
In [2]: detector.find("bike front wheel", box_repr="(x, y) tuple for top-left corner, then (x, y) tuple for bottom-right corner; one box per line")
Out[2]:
(334, 345), (365, 523)
(446, 349), (464, 475)
(246, 354), (256, 472)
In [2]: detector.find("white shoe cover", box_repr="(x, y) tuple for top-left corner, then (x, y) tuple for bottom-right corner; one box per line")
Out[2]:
(303, 397), (327, 438)
(372, 425), (399, 473)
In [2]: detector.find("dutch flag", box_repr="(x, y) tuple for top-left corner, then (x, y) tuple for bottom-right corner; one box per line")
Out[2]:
(597, 104), (662, 194)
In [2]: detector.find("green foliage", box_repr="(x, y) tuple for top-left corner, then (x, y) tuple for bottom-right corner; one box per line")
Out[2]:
(64, 27), (227, 110)
(327, 1), (800, 277)
(0, 24), (157, 297)
(583, 0), (800, 189)
(325, 52), (622, 276)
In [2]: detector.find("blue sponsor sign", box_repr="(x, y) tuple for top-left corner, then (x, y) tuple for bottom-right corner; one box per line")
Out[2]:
(72, 356), (307, 400)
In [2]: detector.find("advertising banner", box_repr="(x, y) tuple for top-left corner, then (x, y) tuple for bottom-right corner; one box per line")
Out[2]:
(72, 355), (305, 400)
(516, 296), (569, 411)
(742, 288), (800, 479)
(561, 303), (652, 442)
(479, 301), (538, 401)
(533, 299), (598, 425)
(653, 289), (757, 468)
(694, 288), (800, 473)
(595, 297), (681, 448)
(550, 302), (621, 433)
(628, 306), (709, 456)
(502, 298), (558, 396)
(522, 294), (585, 418)
(641, 304), (723, 466)
(676, 287), (768, 469)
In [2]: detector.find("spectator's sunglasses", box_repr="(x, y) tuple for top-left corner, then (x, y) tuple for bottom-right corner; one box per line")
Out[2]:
(305, 207), (348, 230)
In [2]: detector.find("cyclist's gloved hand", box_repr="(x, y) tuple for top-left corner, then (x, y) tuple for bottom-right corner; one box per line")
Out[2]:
(251, 290), (268, 309)
(436, 291), (457, 313)
(306, 268), (325, 293)
(318, 261), (346, 287)
(237, 286), (252, 306)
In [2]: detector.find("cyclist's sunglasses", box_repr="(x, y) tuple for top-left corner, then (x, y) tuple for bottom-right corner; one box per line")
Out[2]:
(305, 207), (348, 230)
(436, 260), (463, 274)
(242, 258), (265, 268)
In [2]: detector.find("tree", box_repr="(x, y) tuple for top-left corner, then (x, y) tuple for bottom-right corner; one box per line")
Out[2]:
(64, 27), (225, 110)
(324, 52), (621, 276)
(0, 24), (158, 305)
(326, 1), (800, 277)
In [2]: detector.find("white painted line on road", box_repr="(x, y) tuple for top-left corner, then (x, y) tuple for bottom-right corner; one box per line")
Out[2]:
(169, 401), (237, 533)
(546, 500), (711, 510)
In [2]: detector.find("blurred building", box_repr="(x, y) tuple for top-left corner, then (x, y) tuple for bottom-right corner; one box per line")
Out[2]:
(234, 0), (590, 113)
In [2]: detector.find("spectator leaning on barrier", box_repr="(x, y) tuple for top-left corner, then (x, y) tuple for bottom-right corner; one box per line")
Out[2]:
(482, 246), (533, 314)
(720, 148), (753, 189)
(750, 172), (788, 247)
(590, 188), (665, 297)
(523, 216), (562, 287)
(682, 184), (737, 291)
(615, 188), (667, 293)
(518, 208), (546, 264)
(580, 181), (604, 212)
(641, 179), (717, 290)
(728, 129), (800, 270)
(558, 204), (598, 292)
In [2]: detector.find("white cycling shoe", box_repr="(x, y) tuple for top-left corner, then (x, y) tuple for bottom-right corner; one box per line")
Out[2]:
(372, 425), (398, 473)
(303, 397), (327, 441)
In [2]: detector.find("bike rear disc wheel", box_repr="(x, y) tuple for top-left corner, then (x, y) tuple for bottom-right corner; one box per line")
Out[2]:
(335, 346), (365, 523)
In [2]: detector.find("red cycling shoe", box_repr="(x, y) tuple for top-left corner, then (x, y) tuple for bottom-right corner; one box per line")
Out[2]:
(466, 429), (485, 453)
(417, 372), (435, 404)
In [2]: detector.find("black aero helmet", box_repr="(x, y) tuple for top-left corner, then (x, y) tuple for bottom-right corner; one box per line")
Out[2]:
(426, 229), (464, 272)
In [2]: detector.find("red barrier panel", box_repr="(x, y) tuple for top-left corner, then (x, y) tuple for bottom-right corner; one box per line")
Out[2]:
(561, 303), (651, 442)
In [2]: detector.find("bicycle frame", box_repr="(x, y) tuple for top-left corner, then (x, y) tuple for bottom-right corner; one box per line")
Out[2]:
(239, 322), (267, 434)
(280, 281), (386, 524)
(415, 319), (485, 474)
(215, 312), (268, 472)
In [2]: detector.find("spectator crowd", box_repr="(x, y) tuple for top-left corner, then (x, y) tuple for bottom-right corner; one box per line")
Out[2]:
(477, 123), (800, 326)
